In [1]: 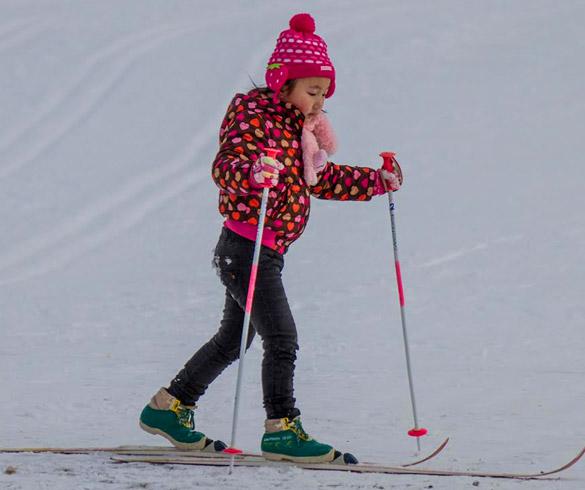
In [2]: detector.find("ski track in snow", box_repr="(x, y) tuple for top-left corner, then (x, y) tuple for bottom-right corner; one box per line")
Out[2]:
(0, 18), (47, 54)
(417, 234), (523, 268)
(0, 139), (212, 286)
(0, 18), (36, 40)
(0, 23), (202, 180)
(0, 21), (185, 153)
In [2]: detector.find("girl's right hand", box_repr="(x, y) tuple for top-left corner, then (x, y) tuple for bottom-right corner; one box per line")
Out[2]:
(250, 155), (284, 188)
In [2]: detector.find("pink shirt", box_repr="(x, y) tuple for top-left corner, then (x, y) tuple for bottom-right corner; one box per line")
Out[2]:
(224, 220), (284, 254)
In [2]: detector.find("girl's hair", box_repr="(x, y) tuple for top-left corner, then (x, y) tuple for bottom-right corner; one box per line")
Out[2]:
(249, 77), (297, 95)
(247, 78), (327, 114)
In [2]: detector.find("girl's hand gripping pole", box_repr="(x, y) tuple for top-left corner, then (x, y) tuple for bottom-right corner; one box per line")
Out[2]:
(225, 148), (281, 472)
(380, 152), (428, 450)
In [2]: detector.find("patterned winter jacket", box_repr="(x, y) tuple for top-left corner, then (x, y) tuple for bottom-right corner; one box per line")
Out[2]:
(211, 89), (380, 253)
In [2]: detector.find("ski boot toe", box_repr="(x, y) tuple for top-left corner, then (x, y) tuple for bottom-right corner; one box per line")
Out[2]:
(203, 438), (228, 453)
(331, 450), (359, 465)
(343, 452), (359, 464)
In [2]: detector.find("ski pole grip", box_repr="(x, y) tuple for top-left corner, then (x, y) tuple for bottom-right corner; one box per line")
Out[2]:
(379, 151), (396, 172)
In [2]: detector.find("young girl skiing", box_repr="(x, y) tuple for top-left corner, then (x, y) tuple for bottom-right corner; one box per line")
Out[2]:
(139, 12), (402, 464)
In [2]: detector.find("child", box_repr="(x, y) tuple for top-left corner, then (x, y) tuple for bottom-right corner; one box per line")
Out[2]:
(139, 13), (402, 464)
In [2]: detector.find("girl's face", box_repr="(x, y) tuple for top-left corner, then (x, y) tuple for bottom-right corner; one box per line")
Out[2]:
(280, 77), (331, 120)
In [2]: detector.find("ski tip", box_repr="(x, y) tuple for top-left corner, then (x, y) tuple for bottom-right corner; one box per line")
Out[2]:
(401, 436), (450, 468)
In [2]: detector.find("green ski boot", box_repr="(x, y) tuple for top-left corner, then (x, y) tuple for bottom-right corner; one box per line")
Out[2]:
(261, 416), (344, 463)
(139, 388), (226, 451)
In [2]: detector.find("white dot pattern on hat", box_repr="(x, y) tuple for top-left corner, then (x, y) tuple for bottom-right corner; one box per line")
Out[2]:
(267, 26), (333, 71)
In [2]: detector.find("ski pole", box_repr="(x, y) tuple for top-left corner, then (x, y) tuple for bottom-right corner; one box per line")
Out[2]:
(380, 151), (428, 452)
(224, 148), (281, 473)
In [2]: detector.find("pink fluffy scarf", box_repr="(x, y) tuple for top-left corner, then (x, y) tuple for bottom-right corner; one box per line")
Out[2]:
(301, 113), (337, 186)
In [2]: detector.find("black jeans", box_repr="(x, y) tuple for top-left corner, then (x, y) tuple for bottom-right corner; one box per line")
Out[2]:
(168, 227), (300, 420)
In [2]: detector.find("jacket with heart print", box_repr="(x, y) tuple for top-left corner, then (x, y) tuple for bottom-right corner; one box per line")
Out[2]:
(211, 88), (380, 254)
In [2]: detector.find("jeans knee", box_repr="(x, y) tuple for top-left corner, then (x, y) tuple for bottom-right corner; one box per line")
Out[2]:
(212, 331), (255, 363)
(263, 336), (298, 360)
(212, 336), (240, 363)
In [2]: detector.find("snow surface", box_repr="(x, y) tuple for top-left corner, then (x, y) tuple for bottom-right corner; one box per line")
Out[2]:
(1, 0), (584, 489)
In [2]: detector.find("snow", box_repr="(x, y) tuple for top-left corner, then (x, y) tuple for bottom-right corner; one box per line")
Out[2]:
(1, 0), (584, 488)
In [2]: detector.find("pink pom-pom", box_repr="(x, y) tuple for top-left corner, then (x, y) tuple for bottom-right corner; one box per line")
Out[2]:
(289, 13), (315, 34)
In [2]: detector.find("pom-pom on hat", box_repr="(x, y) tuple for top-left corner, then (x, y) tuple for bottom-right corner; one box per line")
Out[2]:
(265, 13), (335, 103)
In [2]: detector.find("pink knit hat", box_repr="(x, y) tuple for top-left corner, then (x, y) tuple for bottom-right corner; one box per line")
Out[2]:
(265, 13), (335, 102)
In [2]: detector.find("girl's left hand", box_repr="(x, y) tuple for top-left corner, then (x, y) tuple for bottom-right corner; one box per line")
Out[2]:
(378, 169), (401, 191)
(375, 157), (403, 193)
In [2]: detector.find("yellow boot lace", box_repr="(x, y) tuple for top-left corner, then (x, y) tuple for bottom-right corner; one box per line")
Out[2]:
(170, 399), (195, 430)
(282, 417), (311, 441)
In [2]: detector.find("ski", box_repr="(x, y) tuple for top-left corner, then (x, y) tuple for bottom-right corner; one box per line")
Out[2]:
(3, 442), (582, 479)
(0, 437), (449, 467)
(110, 445), (585, 480)
(401, 437), (449, 467)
